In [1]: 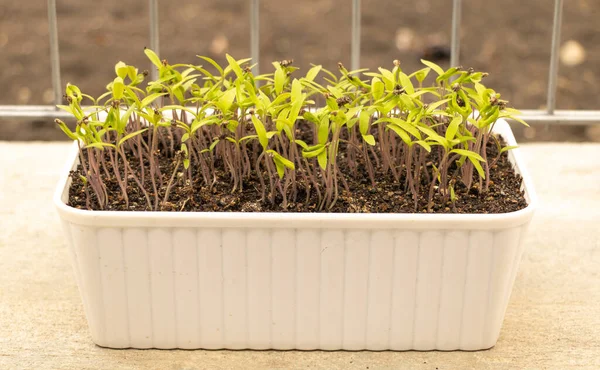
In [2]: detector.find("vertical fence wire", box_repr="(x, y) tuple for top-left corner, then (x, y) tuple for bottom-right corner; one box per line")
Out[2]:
(546, 0), (563, 115)
(250, 0), (260, 75)
(1, 0), (598, 124)
(351, 0), (361, 71)
(149, 0), (160, 81)
(47, 0), (61, 106)
(450, 0), (462, 67)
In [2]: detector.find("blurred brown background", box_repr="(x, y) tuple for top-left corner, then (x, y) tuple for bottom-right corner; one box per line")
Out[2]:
(0, 0), (598, 141)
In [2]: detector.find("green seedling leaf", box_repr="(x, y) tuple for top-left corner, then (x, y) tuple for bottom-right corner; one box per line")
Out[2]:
(426, 98), (450, 113)
(65, 83), (82, 103)
(500, 145), (518, 153)
(398, 72), (414, 94)
(305, 65), (322, 82)
(436, 66), (462, 84)
(118, 128), (148, 147)
(319, 65), (338, 83)
(274, 66), (285, 95)
(227, 119), (239, 133)
(326, 97), (339, 111)
(503, 113), (530, 127)
(160, 105), (197, 117)
(85, 142), (116, 150)
(410, 67), (430, 83)
(470, 157), (485, 179)
(55, 119), (78, 140)
(294, 139), (309, 150)
(291, 79), (302, 102)
(387, 124), (411, 145)
(302, 144), (326, 158)
(225, 54), (244, 79)
(271, 151), (295, 179)
(450, 149), (484, 162)
(251, 115), (269, 150)
(197, 56), (224, 76)
(371, 77), (384, 101)
(327, 85), (343, 99)
(417, 125), (448, 148)
(115, 61), (128, 79)
(317, 149), (328, 170)
(112, 77), (125, 100)
(421, 59), (444, 75)
(275, 158), (285, 178)
(56, 105), (74, 115)
(172, 87), (185, 104)
(217, 88), (237, 112)
(144, 48), (162, 69)
(303, 111), (320, 124)
(209, 139), (220, 152)
(414, 140), (432, 152)
(445, 116), (462, 141)
(362, 134), (376, 146)
(127, 66), (138, 81)
(378, 67), (395, 90)
(375, 117), (421, 139)
(318, 116), (330, 144)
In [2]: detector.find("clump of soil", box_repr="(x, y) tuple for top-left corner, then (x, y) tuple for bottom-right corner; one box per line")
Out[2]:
(67, 134), (527, 214)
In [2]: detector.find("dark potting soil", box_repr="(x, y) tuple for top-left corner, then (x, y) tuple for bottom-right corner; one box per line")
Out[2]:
(67, 135), (528, 214)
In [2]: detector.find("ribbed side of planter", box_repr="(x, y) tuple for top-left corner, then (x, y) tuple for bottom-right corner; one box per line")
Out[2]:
(62, 222), (527, 350)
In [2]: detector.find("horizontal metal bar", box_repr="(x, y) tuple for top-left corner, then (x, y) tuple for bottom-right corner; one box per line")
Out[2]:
(0, 106), (71, 119)
(517, 110), (600, 125)
(0, 106), (599, 125)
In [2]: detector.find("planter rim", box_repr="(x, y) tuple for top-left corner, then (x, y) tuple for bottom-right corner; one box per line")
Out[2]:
(54, 119), (536, 230)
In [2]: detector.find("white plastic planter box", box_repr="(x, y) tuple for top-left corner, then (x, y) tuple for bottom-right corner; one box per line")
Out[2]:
(55, 119), (536, 350)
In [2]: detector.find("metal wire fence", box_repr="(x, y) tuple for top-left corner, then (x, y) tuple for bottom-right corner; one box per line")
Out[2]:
(0, 0), (598, 124)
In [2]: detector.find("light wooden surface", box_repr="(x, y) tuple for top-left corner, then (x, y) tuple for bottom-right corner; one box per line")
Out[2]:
(1, 142), (599, 369)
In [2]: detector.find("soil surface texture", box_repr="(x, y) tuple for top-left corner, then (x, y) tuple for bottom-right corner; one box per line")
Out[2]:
(67, 134), (527, 214)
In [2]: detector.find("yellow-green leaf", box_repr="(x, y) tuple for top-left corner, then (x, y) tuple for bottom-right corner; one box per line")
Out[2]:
(251, 115), (269, 150)
(317, 149), (327, 170)
(144, 48), (162, 69)
(371, 77), (384, 101)
(362, 134), (375, 146)
(500, 145), (518, 153)
(55, 119), (78, 141)
(451, 148), (484, 162)
(318, 116), (330, 144)
(115, 61), (128, 79)
(302, 145), (325, 159)
(217, 88), (237, 112)
(445, 116), (462, 141)
(421, 59), (444, 75)
(274, 67), (285, 95)
(112, 77), (125, 100)
(225, 54), (244, 79)
(118, 128), (148, 147)
(470, 157), (485, 179)
(398, 72), (414, 94)
(305, 65), (322, 82)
